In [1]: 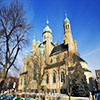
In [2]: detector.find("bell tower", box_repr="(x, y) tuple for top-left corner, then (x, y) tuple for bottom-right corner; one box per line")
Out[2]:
(63, 13), (75, 53)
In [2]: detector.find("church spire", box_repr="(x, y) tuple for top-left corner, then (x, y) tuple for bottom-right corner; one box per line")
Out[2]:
(64, 13), (70, 23)
(64, 13), (71, 33)
(32, 36), (36, 44)
(43, 20), (52, 33)
(63, 13), (75, 53)
(43, 19), (52, 42)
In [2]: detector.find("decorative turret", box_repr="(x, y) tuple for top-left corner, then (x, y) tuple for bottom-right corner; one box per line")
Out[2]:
(43, 20), (52, 33)
(30, 50), (33, 57)
(54, 41), (58, 47)
(43, 20), (52, 42)
(32, 36), (36, 51)
(64, 13), (71, 33)
(32, 36), (36, 44)
(64, 13), (70, 23)
(63, 13), (75, 53)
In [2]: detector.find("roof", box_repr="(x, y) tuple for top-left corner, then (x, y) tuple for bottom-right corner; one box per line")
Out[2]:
(84, 68), (91, 72)
(39, 41), (55, 47)
(45, 61), (65, 69)
(72, 54), (87, 63)
(50, 43), (68, 56)
(20, 71), (28, 75)
(64, 13), (70, 23)
(43, 20), (52, 34)
(39, 41), (46, 47)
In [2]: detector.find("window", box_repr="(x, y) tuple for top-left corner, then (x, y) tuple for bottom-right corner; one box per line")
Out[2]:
(46, 74), (49, 84)
(99, 79), (100, 84)
(66, 25), (69, 29)
(64, 53), (66, 60)
(56, 56), (59, 63)
(61, 72), (65, 83)
(97, 72), (100, 77)
(27, 62), (29, 66)
(50, 58), (52, 64)
(33, 64), (37, 80)
(21, 79), (22, 85)
(24, 79), (26, 85)
(53, 73), (56, 83)
(67, 25), (69, 28)
(44, 36), (46, 39)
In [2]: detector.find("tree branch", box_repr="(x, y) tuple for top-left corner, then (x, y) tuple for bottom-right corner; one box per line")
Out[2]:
(5, 46), (20, 78)
(0, 61), (4, 67)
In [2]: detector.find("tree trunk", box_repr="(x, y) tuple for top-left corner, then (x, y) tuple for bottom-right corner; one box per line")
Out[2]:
(38, 86), (41, 99)
(0, 80), (4, 92)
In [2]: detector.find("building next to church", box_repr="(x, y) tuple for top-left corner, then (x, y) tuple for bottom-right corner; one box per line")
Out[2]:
(18, 14), (92, 93)
(95, 70), (100, 91)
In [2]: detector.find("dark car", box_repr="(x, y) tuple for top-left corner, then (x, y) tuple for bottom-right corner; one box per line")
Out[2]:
(95, 93), (100, 100)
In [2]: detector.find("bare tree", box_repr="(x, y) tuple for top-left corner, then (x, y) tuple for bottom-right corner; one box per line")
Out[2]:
(32, 54), (46, 99)
(0, 0), (31, 91)
(64, 51), (74, 100)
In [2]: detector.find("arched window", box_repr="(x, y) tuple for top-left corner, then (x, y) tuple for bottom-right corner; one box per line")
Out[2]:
(50, 58), (53, 64)
(21, 79), (22, 85)
(61, 71), (65, 83)
(24, 79), (26, 85)
(33, 64), (37, 80)
(66, 25), (69, 29)
(53, 73), (56, 83)
(46, 74), (49, 84)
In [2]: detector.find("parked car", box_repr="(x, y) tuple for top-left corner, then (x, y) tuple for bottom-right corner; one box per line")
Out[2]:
(13, 97), (23, 100)
(95, 93), (100, 100)
(25, 97), (35, 100)
(0, 95), (3, 100)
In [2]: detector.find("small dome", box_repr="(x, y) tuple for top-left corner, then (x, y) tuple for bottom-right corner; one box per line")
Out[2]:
(43, 20), (52, 33)
(37, 40), (40, 43)
(64, 13), (70, 23)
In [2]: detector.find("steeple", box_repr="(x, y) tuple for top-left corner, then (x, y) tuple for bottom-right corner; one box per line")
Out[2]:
(32, 36), (36, 53)
(64, 13), (71, 33)
(64, 13), (70, 23)
(63, 13), (75, 53)
(43, 20), (52, 33)
(32, 36), (36, 44)
(43, 20), (52, 42)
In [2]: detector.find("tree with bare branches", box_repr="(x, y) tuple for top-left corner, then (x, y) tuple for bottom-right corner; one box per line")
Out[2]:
(0, 0), (31, 91)
(31, 53), (46, 99)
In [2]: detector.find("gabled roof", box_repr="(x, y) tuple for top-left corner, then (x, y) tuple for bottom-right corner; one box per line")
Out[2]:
(39, 41), (55, 47)
(72, 54), (87, 63)
(50, 43), (68, 56)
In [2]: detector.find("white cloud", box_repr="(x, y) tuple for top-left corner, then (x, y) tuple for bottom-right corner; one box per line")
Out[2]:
(83, 48), (100, 57)
(82, 48), (100, 78)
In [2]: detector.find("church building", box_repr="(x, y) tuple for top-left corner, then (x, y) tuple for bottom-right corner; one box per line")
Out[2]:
(18, 14), (92, 93)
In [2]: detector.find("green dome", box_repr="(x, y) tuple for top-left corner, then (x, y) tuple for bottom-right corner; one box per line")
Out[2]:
(37, 40), (40, 43)
(64, 13), (70, 23)
(43, 20), (52, 33)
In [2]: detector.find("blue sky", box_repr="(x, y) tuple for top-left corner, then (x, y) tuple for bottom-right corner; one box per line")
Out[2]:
(3, 0), (100, 77)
